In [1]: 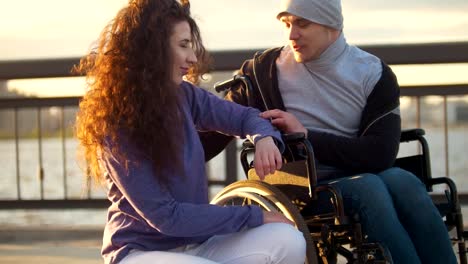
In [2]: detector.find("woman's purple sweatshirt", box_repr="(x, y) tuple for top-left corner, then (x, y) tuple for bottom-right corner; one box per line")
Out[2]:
(99, 81), (283, 264)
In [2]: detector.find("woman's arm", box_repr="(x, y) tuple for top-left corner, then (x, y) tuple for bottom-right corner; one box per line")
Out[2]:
(101, 140), (264, 238)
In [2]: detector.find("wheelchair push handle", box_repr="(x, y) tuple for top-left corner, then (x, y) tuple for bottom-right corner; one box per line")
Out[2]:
(214, 74), (267, 110)
(214, 75), (250, 93)
(282, 132), (307, 143)
(214, 78), (235, 93)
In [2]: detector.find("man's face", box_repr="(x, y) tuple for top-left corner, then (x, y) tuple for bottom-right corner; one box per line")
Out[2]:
(280, 14), (337, 63)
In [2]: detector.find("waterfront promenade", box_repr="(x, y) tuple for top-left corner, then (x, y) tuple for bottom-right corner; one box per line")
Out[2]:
(1, 42), (467, 264)
(0, 227), (463, 263)
(0, 227), (102, 264)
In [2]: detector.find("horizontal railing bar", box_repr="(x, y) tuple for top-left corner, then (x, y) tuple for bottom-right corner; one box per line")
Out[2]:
(360, 42), (468, 65)
(0, 97), (80, 109)
(0, 58), (81, 80)
(1, 42), (468, 80)
(0, 178), (232, 210)
(0, 199), (110, 209)
(400, 84), (468, 96)
(1, 84), (468, 110)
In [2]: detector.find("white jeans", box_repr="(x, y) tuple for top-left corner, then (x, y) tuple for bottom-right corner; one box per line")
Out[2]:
(119, 223), (306, 264)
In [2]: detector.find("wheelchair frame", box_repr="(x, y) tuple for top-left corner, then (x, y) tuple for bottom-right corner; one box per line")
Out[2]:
(210, 75), (468, 264)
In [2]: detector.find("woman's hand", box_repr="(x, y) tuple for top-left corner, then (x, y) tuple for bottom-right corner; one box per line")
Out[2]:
(254, 136), (282, 180)
(263, 211), (295, 226)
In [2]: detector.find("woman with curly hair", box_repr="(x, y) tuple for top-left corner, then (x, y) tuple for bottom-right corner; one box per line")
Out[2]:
(75, 1), (306, 263)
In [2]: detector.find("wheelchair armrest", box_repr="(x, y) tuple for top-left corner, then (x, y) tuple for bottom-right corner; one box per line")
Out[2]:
(400, 128), (425, 142)
(429, 177), (460, 208)
(396, 128), (433, 191)
(282, 132), (306, 143)
(240, 132), (318, 200)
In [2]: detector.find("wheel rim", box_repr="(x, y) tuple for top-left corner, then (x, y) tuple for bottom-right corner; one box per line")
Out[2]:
(211, 186), (297, 224)
(211, 180), (318, 264)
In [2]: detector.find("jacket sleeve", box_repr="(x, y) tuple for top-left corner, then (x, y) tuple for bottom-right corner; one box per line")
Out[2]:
(308, 112), (401, 173)
(307, 64), (401, 173)
(101, 139), (264, 238)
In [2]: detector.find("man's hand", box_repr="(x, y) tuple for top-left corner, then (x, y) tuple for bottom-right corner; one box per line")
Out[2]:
(260, 109), (307, 137)
(254, 136), (282, 180)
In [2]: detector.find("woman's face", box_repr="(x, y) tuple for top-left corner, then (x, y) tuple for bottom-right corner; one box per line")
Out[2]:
(170, 21), (197, 85)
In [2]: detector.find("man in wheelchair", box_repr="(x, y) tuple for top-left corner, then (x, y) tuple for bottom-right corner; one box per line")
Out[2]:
(201, 0), (459, 263)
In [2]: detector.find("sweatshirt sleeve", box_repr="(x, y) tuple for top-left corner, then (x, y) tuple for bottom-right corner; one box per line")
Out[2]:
(101, 139), (263, 238)
(184, 82), (284, 150)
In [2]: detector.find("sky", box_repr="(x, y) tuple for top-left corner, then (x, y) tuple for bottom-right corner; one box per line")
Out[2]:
(1, 0), (468, 97)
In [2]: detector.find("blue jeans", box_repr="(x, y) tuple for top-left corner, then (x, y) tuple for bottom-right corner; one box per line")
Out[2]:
(323, 167), (457, 264)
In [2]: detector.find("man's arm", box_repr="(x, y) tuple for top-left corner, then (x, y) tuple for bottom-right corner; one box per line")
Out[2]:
(307, 112), (400, 173)
(260, 63), (401, 173)
(260, 109), (400, 173)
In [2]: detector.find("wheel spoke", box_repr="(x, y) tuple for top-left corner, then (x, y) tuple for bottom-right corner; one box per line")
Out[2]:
(210, 180), (318, 263)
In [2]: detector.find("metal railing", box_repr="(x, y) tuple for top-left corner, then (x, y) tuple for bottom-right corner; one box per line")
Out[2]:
(0, 42), (468, 209)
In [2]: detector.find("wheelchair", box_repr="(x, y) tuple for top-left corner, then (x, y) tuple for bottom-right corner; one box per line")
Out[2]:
(209, 75), (468, 264)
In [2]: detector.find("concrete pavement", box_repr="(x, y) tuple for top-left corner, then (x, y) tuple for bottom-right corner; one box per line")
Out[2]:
(0, 227), (462, 264)
(0, 240), (102, 264)
(0, 228), (102, 264)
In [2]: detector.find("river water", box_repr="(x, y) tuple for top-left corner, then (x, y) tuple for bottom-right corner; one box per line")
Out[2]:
(1, 126), (467, 228)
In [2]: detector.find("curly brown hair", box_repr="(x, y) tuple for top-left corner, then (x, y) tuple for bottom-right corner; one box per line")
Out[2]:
(75, 0), (210, 185)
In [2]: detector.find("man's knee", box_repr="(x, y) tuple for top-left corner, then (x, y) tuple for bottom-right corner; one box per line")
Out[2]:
(378, 167), (426, 194)
(330, 174), (394, 213)
(331, 174), (388, 199)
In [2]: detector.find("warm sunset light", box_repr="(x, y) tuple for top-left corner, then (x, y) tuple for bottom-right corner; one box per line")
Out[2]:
(1, 0), (467, 97)
(1, 2), (468, 263)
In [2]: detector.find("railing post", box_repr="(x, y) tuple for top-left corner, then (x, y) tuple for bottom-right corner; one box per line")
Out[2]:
(37, 107), (44, 199)
(225, 140), (238, 185)
(443, 97), (449, 177)
(60, 107), (68, 198)
(14, 107), (21, 200)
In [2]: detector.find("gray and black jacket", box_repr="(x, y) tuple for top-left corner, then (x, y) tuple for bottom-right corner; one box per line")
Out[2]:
(201, 47), (401, 175)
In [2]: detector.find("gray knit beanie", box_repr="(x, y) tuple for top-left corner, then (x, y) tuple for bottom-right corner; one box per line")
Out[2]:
(277, 0), (343, 30)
